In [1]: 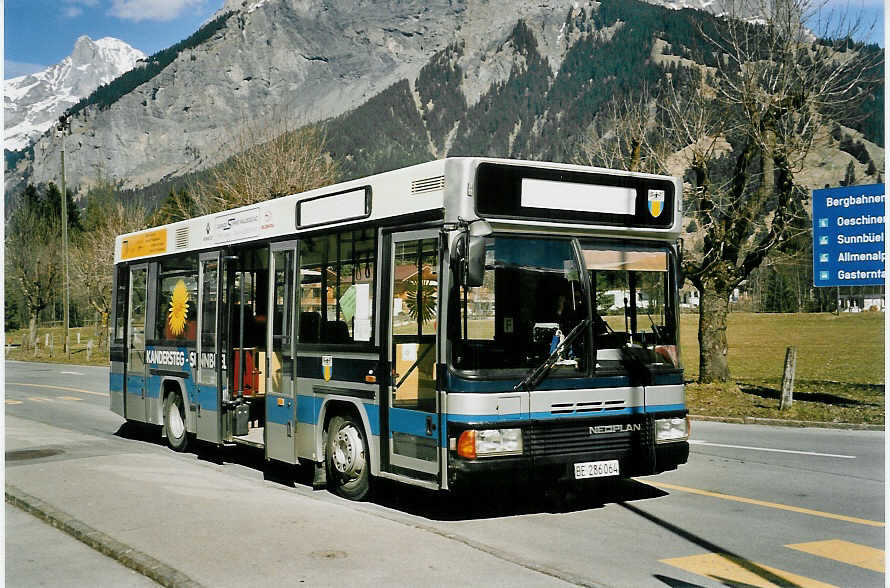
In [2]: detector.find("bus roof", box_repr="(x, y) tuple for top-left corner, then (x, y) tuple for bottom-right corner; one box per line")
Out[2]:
(115, 158), (681, 263)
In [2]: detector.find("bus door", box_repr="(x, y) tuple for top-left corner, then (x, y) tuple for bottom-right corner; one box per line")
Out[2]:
(266, 241), (298, 463)
(385, 231), (440, 478)
(196, 252), (222, 442)
(125, 264), (149, 421)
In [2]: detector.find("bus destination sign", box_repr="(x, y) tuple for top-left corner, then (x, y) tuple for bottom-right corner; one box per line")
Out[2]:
(812, 183), (885, 287)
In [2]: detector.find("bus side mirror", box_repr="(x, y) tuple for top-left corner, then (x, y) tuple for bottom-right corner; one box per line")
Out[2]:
(451, 234), (486, 288)
(465, 235), (486, 287)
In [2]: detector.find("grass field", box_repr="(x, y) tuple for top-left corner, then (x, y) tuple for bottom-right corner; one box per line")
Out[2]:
(4, 326), (110, 367)
(680, 312), (885, 425)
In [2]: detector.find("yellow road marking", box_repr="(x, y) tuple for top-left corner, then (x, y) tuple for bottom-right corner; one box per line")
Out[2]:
(8, 382), (107, 397)
(58, 396), (84, 402)
(5, 399), (23, 405)
(661, 553), (838, 588)
(28, 397), (53, 403)
(649, 481), (885, 528)
(786, 540), (885, 573)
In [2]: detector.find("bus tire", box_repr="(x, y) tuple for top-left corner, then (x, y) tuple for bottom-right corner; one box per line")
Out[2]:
(325, 414), (370, 500)
(163, 391), (189, 452)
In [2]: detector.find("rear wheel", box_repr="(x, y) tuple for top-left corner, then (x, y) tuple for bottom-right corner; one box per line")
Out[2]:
(163, 392), (189, 452)
(325, 414), (370, 500)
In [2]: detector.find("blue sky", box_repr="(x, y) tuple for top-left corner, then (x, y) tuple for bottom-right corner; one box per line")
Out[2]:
(4, 0), (226, 79)
(3, 0), (885, 80)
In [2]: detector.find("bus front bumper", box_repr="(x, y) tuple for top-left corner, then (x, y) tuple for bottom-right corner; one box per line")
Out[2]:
(447, 440), (689, 490)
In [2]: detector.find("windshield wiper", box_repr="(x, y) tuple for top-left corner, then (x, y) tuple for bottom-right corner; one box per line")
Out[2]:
(514, 319), (590, 393)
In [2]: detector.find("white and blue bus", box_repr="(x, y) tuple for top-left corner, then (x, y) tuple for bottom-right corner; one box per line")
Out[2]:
(110, 158), (688, 500)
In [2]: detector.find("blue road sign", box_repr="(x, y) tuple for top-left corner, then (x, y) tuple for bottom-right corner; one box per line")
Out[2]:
(812, 184), (885, 287)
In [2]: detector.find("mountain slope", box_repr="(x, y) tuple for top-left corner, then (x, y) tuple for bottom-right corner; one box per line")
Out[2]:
(4, 36), (145, 152)
(9, 0), (883, 194)
(13, 0), (600, 190)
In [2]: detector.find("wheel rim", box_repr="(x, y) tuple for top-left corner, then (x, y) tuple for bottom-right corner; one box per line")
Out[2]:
(331, 423), (366, 481)
(168, 400), (185, 440)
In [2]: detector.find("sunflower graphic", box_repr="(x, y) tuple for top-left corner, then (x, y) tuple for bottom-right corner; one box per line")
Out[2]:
(168, 280), (190, 336)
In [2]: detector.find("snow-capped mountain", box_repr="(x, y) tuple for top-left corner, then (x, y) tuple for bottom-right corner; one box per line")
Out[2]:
(4, 36), (145, 152)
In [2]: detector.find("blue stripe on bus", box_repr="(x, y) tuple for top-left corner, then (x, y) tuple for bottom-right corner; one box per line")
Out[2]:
(293, 396), (381, 436)
(445, 403), (686, 425)
(389, 407), (435, 438)
(643, 403), (687, 415)
(145, 375), (163, 398)
(297, 394), (322, 425)
(443, 372), (683, 393)
(110, 373), (124, 392)
(195, 384), (218, 408)
(363, 403), (380, 436)
(444, 374), (630, 393)
(267, 398), (292, 425)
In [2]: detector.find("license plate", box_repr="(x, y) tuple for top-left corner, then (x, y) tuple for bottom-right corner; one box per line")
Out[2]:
(574, 459), (619, 479)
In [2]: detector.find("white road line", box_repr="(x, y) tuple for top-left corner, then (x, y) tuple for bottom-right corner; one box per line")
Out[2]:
(60, 371), (84, 375)
(689, 440), (856, 459)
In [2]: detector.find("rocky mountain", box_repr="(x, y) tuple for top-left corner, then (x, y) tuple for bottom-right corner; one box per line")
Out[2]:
(4, 36), (145, 152)
(7, 0), (883, 196)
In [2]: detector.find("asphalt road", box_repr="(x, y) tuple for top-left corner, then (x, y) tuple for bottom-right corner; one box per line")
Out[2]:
(5, 360), (885, 587)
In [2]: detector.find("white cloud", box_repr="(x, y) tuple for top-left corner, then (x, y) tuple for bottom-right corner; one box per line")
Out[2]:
(5, 60), (48, 79)
(62, 0), (100, 18)
(108, 0), (207, 22)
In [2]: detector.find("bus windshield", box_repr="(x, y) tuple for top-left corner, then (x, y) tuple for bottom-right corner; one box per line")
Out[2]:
(450, 237), (679, 375)
(581, 242), (679, 372)
(450, 236), (589, 374)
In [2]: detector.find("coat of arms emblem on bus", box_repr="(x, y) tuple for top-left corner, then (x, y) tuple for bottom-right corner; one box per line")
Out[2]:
(167, 280), (190, 336)
(647, 189), (665, 218)
(322, 355), (333, 381)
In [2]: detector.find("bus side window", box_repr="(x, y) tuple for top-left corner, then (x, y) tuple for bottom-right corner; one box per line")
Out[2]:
(113, 265), (128, 343)
(299, 229), (376, 345)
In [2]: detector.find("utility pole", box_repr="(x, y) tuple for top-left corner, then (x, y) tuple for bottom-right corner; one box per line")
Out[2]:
(58, 115), (72, 359)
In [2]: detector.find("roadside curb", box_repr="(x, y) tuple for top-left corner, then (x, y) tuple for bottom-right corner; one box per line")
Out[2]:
(5, 484), (204, 588)
(690, 414), (885, 431)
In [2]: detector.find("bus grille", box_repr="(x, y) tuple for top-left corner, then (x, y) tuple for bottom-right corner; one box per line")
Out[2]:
(526, 419), (637, 459)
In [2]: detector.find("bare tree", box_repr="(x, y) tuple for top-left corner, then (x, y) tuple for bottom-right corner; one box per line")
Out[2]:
(575, 86), (669, 174)
(576, 0), (881, 383)
(186, 122), (339, 216)
(680, 0), (881, 382)
(6, 186), (62, 348)
(72, 196), (147, 348)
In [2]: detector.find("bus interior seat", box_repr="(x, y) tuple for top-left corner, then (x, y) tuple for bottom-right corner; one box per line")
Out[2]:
(300, 312), (321, 343)
(326, 320), (350, 344)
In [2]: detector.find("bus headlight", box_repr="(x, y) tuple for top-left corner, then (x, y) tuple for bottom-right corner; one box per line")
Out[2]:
(456, 428), (524, 459)
(655, 416), (690, 443)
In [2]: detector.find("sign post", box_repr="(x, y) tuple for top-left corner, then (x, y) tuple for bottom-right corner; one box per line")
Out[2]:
(812, 184), (885, 290)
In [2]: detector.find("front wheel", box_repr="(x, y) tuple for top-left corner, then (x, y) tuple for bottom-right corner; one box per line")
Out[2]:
(325, 414), (370, 500)
(163, 392), (189, 452)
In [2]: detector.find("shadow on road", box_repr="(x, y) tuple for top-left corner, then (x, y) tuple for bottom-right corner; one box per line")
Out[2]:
(652, 574), (707, 588)
(113, 421), (165, 446)
(113, 422), (675, 521)
(621, 502), (805, 588)
(365, 476), (669, 521)
(113, 422), (314, 488)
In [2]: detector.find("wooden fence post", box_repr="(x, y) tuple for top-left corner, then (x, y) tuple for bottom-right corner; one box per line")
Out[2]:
(780, 346), (797, 410)
(87, 340), (93, 361)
